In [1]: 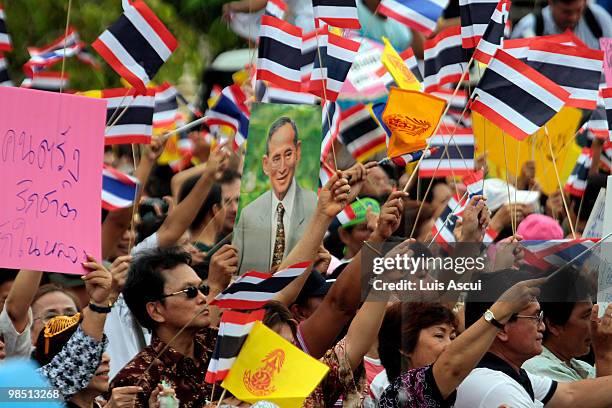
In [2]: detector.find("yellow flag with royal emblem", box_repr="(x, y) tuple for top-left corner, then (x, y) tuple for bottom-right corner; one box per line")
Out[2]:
(381, 37), (421, 91)
(221, 321), (329, 407)
(383, 88), (446, 157)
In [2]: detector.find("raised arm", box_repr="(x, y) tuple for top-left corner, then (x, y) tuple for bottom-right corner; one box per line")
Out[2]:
(102, 138), (165, 258)
(170, 163), (209, 202)
(5, 269), (43, 333)
(300, 190), (407, 359)
(156, 147), (229, 247)
(432, 278), (545, 398)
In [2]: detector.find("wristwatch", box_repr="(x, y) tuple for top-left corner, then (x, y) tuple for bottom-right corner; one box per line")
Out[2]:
(483, 309), (505, 329)
(89, 301), (113, 314)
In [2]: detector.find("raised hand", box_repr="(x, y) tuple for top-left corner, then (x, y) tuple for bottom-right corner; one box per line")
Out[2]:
(109, 255), (131, 303)
(143, 135), (168, 162)
(205, 144), (231, 180)
(343, 162), (374, 203)
(591, 304), (612, 364)
(208, 244), (238, 291)
(460, 196), (489, 242)
(490, 278), (546, 323)
(317, 170), (350, 219)
(370, 191), (408, 242)
(82, 255), (113, 306)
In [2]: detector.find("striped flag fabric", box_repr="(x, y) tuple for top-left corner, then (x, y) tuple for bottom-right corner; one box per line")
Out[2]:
(210, 262), (311, 310)
(601, 87), (612, 140)
(470, 49), (570, 141)
(419, 126), (475, 177)
(423, 26), (468, 92)
(205, 309), (265, 384)
(379, 147), (438, 167)
(564, 147), (591, 197)
(339, 103), (387, 162)
(376, 47), (423, 88)
(265, 0), (288, 19)
(321, 100), (341, 162)
(102, 165), (139, 211)
(319, 163), (335, 187)
(526, 41), (603, 110)
(427, 85), (468, 111)
(27, 27), (80, 56)
(0, 53), (11, 86)
(312, 0), (361, 29)
(307, 28), (360, 101)
(521, 239), (597, 270)
(379, 0), (450, 36)
(431, 195), (462, 248)
(23, 42), (83, 76)
(205, 84), (250, 150)
(257, 15), (304, 92)
(261, 82), (319, 105)
(92, 0), (178, 94)
(501, 37), (530, 60)
(153, 82), (179, 130)
(472, 0), (511, 64)
(0, 3), (11, 52)
(300, 27), (326, 83)
(585, 90), (608, 139)
(27, 28), (99, 70)
(336, 203), (357, 226)
(21, 72), (69, 92)
(463, 169), (484, 196)
(459, 0), (499, 49)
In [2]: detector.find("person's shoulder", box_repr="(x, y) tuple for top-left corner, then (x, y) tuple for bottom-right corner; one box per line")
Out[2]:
(242, 190), (272, 213)
(589, 3), (612, 25)
(110, 346), (157, 385)
(511, 12), (537, 38)
(456, 368), (533, 408)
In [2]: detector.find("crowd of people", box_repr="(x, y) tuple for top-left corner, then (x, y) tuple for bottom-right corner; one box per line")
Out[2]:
(2, 0), (612, 407)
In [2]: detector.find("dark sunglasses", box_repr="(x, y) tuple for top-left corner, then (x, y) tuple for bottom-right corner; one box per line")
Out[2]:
(160, 284), (209, 300)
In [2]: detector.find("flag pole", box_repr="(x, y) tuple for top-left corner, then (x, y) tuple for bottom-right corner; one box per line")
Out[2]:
(59, 0), (73, 94)
(501, 133), (516, 235)
(544, 126), (576, 238)
(427, 190), (470, 247)
(162, 116), (207, 142)
(216, 389), (227, 407)
(402, 55), (475, 194)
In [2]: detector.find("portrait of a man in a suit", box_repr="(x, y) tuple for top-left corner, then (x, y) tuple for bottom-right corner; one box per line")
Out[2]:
(233, 116), (317, 274)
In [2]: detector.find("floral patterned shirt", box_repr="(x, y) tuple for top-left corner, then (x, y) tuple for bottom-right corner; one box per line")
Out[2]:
(37, 326), (108, 401)
(109, 327), (217, 408)
(379, 365), (456, 408)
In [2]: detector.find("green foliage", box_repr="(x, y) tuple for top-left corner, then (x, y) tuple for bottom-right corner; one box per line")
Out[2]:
(1, 0), (228, 91)
(238, 103), (322, 216)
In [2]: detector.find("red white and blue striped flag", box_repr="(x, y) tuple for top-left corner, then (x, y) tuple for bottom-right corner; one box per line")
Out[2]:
(153, 82), (179, 129)
(472, 0), (511, 64)
(205, 84), (250, 150)
(379, 0), (450, 36)
(93, 0), (178, 94)
(423, 26), (468, 92)
(565, 147), (591, 197)
(21, 72), (69, 92)
(265, 0), (288, 19)
(210, 262), (311, 310)
(0, 3), (11, 52)
(257, 15), (304, 92)
(419, 126), (475, 177)
(601, 87), (612, 140)
(0, 53), (11, 86)
(379, 147), (438, 167)
(470, 49), (570, 141)
(102, 165), (140, 211)
(459, 0), (499, 49)
(321, 100), (341, 162)
(312, 0), (361, 29)
(339, 103), (387, 162)
(103, 88), (155, 145)
(521, 239), (598, 270)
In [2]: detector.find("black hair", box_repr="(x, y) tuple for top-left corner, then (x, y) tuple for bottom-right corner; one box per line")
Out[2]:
(218, 169), (241, 186)
(0, 268), (18, 286)
(266, 117), (299, 155)
(179, 175), (222, 230)
(123, 247), (192, 331)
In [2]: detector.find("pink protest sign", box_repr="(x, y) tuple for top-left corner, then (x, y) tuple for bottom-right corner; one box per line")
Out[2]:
(600, 38), (612, 87)
(0, 87), (106, 275)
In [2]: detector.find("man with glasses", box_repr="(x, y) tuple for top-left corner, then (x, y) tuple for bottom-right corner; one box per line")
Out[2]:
(234, 116), (318, 274)
(456, 269), (612, 407)
(109, 246), (223, 408)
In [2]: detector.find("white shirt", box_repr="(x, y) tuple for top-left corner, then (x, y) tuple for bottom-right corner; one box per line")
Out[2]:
(0, 307), (34, 358)
(455, 367), (556, 408)
(269, 179), (297, 264)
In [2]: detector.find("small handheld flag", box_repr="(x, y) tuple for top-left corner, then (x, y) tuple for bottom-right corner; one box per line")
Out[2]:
(102, 165), (139, 211)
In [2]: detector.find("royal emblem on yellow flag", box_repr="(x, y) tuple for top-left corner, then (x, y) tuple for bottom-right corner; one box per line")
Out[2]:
(383, 88), (446, 157)
(221, 321), (329, 407)
(381, 37), (421, 92)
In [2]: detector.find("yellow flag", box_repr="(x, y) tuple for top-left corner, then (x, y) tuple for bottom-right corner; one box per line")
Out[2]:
(381, 37), (421, 91)
(472, 107), (582, 195)
(221, 321), (329, 407)
(383, 88), (446, 157)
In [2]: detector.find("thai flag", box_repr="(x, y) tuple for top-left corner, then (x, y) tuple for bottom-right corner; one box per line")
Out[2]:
(21, 72), (69, 92)
(521, 239), (598, 270)
(205, 309), (265, 384)
(27, 27), (80, 56)
(379, 147), (438, 167)
(586, 91), (608, 139)
(260, 81), (319, 105)
(205, 84), (250, 150)
(103, 87), (155, 145)
(23, 42), (84, 76)
(265, 0), (288, 20)
(210, 262), (311, 309)
(102, 165), (139, 211)
(307, 27), (360, 101)
(565, 147), (592, 197)
(376, 47), (423, 88)
(153, 82), (179, 129)
(312, 0), (361, 29)
(319, 163), (335, 187)
(463, 169), (484, 196)
(427, 85), (468, 111)
(431, 194), (464, 248)
(257, 15), (304, 92)
(339, 103), (387, 162)
(321, 100), (341, 162)
(92, 0), (178, 94)
(501, 37), (531, 61)
(300, 27), (326, 84)
(602, 87), (612, 140)
(379, 0), (450, 36)
(423, 26), (469, 92)
(460, 0), (500, 49)
(0, 4), (12, 52)
(470, 49), (570, 141)
(0, 53), (11, 86)
(472, 0), (511, 64)
(337, 204), (357, 226)
(420, 126), (475, 177)
(526, 41), (603, 110)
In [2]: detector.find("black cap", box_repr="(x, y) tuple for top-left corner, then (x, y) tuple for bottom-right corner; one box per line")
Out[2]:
(295, 270), (334, 304)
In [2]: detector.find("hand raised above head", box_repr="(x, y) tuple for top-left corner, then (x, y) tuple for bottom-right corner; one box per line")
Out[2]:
(317, 170), (350, 219)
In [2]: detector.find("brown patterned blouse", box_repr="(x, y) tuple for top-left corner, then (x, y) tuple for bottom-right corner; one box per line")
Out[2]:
(108, 327), (218, 408)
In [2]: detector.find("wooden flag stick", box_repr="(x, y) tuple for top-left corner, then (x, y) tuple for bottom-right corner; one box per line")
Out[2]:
(106, 88), (132, 126)
(501, 133), (516, 235)
(514, 139), (520, 235)
(59, 0), (73, 94)
(162, 116), (207, 142)
(216, 389), (227, 407)
(427, 190), (470, 247)
(545, 126), (576, 238)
